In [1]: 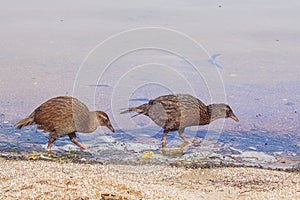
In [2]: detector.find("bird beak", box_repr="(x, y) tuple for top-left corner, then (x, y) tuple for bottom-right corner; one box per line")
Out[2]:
(107, 124), (115, 133)
(229, 113), (239, 122)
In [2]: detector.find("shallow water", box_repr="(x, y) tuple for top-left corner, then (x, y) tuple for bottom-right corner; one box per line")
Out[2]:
(1, 119), (299, 169)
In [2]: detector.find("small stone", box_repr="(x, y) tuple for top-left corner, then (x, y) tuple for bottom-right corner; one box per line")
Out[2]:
(249, 147), (257, 151)
(273, 152), (283, 156)
(14, 132), (22, 137)
(288, 152), (297, 157)
(229, 147), (243, 154)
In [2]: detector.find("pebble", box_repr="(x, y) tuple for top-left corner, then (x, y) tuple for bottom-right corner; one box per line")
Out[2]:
(14, 132), (22, 138)
(288, 152), (297, 157)
(229, 147), (243, 154)
(249, 147), (257, 151)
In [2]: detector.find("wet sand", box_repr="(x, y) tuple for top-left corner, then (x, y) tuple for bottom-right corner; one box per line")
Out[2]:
(1, 160), (299, 199)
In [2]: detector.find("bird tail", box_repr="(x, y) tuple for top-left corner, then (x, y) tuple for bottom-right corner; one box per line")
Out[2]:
(120, 103), (150, 117)
(14, 113), (35, 129)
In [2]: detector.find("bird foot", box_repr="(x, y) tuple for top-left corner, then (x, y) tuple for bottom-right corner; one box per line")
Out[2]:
(81, 145), (88, 150)
(178, 141), (191, 148)
(162, 142), (167, 149)
(75, 142), (88, 150)
(162, 147), (183, 157)
(191, 139), (202, 146)
(179, 139), (201, 148)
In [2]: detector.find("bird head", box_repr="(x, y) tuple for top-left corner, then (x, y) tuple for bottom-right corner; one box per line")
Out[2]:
(224, 105), (239, 122)
(95, 111), (115, 133)
(208, 104), (239, 122)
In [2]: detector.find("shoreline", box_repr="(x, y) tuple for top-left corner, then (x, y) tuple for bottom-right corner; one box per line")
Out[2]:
(1, 159), (299, 199)
(1, 149), (299, 172)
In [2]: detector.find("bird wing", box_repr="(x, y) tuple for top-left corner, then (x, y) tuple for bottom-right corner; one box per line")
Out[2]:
(147, 94), (210, 129)
(148, 95), (182, 130)
(172, 94), (209, 127)
(33, 96), (89, 135)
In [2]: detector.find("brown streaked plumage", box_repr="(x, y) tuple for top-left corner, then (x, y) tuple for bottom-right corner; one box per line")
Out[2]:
(15, 96), (114, 151)
(121, 94), (239, 148)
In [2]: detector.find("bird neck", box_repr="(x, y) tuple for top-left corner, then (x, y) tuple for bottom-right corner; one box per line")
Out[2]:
(87, 112), (99, 132)
(207, 104), (226, 123)
(75, 112), (98, 133)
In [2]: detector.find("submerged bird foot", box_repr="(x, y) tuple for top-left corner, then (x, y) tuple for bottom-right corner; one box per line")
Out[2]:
(178, 139), (201, 148)
(191, 139), (201, 146)
(178, 140), (192, 148)
(162, 147), (183, 157)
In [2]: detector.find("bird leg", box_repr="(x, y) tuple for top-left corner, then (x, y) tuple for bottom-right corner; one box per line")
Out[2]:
(47, 137), (56, 152)
(162, 130), (168, 148)
(68, 132), (88, 150)
(178, 128), (192, 145)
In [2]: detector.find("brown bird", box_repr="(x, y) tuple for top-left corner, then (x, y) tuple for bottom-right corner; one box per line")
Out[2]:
(121, 94), (239, 148)
(15, 96), (115, 150)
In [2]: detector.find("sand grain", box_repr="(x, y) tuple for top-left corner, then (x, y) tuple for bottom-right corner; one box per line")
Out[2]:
(0, 160), (299, 199)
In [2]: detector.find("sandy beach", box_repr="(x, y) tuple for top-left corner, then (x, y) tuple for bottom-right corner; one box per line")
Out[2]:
(0, 160), (299, 200)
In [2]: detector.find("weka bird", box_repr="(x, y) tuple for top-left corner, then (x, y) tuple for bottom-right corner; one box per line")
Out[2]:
(121, 94), (239, 147)
(15, 96), (115, 150)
